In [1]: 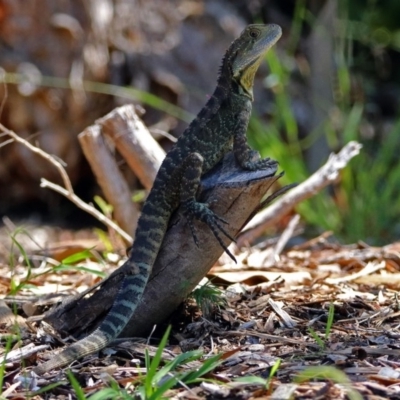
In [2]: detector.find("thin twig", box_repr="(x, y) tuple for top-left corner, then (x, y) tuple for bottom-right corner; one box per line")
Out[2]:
(0, 123), (73, 193)
(40, 179), (132, 242)
(265, 213), (300, 266)
(0, 123), (132, 243)
(238, 141), (362, 247)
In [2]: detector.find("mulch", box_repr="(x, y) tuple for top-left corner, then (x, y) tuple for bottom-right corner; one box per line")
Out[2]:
(1, 225), (400, 399)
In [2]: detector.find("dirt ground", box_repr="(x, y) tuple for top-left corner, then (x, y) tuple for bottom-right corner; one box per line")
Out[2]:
(2, 224), (400, 399)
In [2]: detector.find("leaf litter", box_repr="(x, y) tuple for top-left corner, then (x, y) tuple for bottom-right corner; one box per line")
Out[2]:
(1, 225), (400, 399)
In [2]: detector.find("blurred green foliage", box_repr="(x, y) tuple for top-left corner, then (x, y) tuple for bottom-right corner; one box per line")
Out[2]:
(2, 0), (399, 245)
(247, 0), (400, 244)
(348, 0), (400, 50)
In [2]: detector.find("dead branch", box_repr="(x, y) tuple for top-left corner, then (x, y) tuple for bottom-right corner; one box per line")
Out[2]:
(265, 213), (301, 267)
(4, 343), (49, 363)
(0, 123), (132, 243)
(97, 105), (165, 190)
(78, 124), (139, 237)
(237, 141), (362, 247)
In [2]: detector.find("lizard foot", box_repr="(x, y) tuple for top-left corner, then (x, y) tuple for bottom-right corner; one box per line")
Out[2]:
(242, 157), (278, 171)
(183, 200), (237, 262)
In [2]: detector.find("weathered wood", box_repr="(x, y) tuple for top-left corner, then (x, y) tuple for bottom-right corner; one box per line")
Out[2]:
(97, 105), (165, 190)
(43, 154), (283, 338)
(78, 124), (139, 237)
(238, 141), (362, 247)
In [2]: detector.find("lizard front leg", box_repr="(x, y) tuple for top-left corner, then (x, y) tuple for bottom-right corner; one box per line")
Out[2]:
(233, 112), (278, 171)
(179, 152), (236, 262)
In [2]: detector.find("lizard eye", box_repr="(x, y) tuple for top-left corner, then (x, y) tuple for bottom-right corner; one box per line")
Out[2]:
(249, 29), (260, 39)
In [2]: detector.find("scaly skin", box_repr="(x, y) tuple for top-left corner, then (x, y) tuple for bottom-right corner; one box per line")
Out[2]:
(33, 23), (282, 374)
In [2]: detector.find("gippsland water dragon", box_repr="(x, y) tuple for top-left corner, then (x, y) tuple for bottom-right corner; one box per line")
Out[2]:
(34, 23), (282, 374)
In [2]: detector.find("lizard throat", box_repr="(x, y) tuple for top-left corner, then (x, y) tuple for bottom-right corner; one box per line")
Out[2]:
(238, 58), (263, 100)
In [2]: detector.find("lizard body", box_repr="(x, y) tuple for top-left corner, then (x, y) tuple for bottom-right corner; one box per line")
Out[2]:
(34, 23), (282, 374)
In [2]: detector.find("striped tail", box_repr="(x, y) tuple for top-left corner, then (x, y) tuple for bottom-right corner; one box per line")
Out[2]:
(33, 260), (150, 374)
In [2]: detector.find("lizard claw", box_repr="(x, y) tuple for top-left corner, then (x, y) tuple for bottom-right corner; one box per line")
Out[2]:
(187, 214), (200, 247)
(213, 212), (229, 226)
(183, 200), (237, 262)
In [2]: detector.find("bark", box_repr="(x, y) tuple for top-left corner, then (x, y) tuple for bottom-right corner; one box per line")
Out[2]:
(43, 153), (283, 338)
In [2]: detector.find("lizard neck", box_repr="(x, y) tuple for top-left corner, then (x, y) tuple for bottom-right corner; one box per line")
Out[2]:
(217, 66), (253, 102)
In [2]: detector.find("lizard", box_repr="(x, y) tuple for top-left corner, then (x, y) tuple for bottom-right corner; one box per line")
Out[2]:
(33, 23), (282, 374)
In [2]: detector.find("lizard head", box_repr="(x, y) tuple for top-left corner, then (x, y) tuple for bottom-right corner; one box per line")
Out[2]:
(225, 24), (282, 99)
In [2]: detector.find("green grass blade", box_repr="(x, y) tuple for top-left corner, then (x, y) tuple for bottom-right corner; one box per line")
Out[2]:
(233, 376), (268, 386)
(32, 382), (66, 396)
(54, 264), (106, 278)
(325, 303), (335, 339)
(153, 349), (203, 383)
(67, 370), (87, 400)
(148, 374), (180, 400)
(308, 327), (325, 350)
(183, 353), (223, 384)
(61, 249), (97, 264)
(295, 366), (362, 400)
(145, 325), (172, 393)
(88, 387), (124, 400)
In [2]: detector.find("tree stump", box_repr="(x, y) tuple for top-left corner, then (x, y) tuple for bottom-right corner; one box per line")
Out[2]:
(43, 153), (283, 338)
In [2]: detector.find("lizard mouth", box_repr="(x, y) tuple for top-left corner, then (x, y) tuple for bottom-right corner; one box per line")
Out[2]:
(232, 24), (282, 81)
(233, 24), (282, 98)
